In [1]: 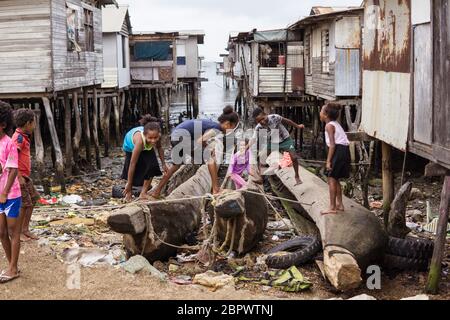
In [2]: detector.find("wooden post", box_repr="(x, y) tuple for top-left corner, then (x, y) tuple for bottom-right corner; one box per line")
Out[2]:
(83, 88), (92, 164)
(113, 94), (121, 146)
(192, 81), (199, 119)
(426, 174), (450, 294)
(42, 97), (65, 191)
(99, 96), (111, 157)
(72, 91), (82, 174)
(33, 103), (45, 183)
(63, 92), (72, 176)
(312, 106), (320, 159)
(92, 88), (101, 169)
(382, 141), (395, 227)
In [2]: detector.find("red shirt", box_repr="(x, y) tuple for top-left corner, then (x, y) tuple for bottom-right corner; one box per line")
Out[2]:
(12, 128), (31, 177)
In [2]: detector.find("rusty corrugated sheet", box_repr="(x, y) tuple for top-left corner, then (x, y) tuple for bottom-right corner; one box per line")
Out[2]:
(363, 0), (411, 73)
(335, 49), (360, 96)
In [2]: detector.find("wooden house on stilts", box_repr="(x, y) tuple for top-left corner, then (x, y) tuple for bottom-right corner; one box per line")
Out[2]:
(0, 0), (118, 190)
(101, 4), (132, 156)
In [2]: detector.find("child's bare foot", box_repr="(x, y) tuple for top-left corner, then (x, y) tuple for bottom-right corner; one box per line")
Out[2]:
(212, 187), (221, 195)
(337, 205), (345, 212)
(321, 209), (338, 215)
(294, 176), (303, 186)
(22, 231), (39, 240)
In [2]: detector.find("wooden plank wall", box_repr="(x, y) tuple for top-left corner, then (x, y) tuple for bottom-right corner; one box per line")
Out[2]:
(312, 57), (335, 100)
(0, 0), (52, 94)
(51, 0), (103, 92)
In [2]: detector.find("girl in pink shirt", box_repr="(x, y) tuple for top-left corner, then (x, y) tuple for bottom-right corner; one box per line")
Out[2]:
(320, 102), (351, 215)
(0, 101), (22, 284)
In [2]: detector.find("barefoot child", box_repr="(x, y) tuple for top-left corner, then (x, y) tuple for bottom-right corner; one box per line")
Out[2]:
(251, 107), (304, 185)
(152, 106), (240, 198)
(0, 101), (22, 283)
(12, 109), (40, 241)
(320, 103), (351, 215)
(121, 115), (168, 202)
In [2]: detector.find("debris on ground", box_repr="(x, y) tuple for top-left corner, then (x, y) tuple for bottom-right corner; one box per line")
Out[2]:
(61, 247), (119, 267)
(122, 255), (167, 281)
(193, 271), (235, 291)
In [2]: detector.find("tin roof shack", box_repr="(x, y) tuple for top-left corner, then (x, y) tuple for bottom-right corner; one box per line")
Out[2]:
(361, 0), (450, 170)
(250, 29), (305, 101)
(129, 32), (177, 85)
(101, 5), (132, 89)
(0, 0), (115, 188)
(290, 7), (363, 102)
(175, 30), (205, 82)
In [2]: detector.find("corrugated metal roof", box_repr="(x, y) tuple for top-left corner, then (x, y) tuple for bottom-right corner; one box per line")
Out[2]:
(290, 7), (363, 29)
(102, 5), (130, 33)
(310, 6), (360, 15)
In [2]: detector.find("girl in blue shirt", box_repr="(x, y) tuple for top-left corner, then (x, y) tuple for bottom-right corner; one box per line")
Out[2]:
(121, 115), (168, 201)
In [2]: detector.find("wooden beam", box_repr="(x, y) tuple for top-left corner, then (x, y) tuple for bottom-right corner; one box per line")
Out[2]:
(63, 92), (73, 176)
(382, 142), (395, 226)
(426, 175), (450, 294)
(72, 91), (82, 175)
(42, 97), (65, 191)
(82, 88), (92, 164)
(346, 131), (377, 142)
(92, 88), (101, 169)
(425, 162), (449, 177)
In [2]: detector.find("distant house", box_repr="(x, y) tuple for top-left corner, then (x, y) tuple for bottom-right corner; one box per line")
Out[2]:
(175, 31), (205, 83)
(290, 7), (364, 103)
(102, 5), (132, 89)
(361, 0), (450, 169)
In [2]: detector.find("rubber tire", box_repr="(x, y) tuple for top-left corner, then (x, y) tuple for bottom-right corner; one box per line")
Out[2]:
(266, 236), (322, 269)
(382, 254), (429, 272)
(386, 236), (434, 260)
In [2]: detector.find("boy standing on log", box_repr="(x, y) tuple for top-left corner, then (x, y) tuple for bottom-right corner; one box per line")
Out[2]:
(12, 109), (40, 241)
(251, 107), (304, 185)
(320, 103), (351, 215)
(0, 101), (22, 283)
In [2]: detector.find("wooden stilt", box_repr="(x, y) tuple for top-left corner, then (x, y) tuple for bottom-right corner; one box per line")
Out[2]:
(104, 97), (112, 156)
(63, 92), (72, 176)
(33, 103), (45, 183)
(42, 97), (65, 191)
(382, 141), (395, 227)
(426, 173), (450, 294)
(83, 88), (92, 164)
(91, 88), (101, 169)
(72, 91), (82, 175)
(113, 94), (121, 146)
(312, 105), (320, 159)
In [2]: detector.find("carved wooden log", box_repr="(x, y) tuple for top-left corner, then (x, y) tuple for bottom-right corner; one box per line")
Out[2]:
(273, 154), (388, 291)
(108, 165), (213, 262)
(213, 179), (268, 255)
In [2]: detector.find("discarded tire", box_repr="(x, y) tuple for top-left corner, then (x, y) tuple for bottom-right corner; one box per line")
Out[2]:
(382, 254), (429, 272)
(386, 236), (434, 260)
(112, 185), (142, 199)
(266, 236), (322, 269)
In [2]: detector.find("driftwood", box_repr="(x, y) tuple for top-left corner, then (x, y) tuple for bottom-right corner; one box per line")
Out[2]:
(387, 182), (413, 239)
(273, 156), (388, 291)
(108, 165), (212, 262)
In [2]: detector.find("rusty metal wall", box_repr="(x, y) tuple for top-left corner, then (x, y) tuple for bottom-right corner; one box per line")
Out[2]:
(361, 0), (412, 150)
(363, 0), (411, 73)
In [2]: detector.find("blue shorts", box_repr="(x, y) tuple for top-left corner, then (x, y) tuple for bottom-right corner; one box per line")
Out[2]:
(0, 197), (22, 218)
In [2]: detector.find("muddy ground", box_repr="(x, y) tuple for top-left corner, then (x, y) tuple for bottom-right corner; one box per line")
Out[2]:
(1, 146), (449, 300)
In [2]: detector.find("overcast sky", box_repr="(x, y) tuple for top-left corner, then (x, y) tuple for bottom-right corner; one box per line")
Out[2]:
(117, 0), (362, 61)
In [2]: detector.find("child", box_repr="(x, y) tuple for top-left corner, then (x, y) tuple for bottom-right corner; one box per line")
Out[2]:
(152, 106), (240, 198)
(121, 115), (168, 202)
(226, 139), (252, 190)
(0, 101), (22, 283)
(320, 102), (351, 215)
(251, 107), (304, 185)
(12, 109), (40, 242)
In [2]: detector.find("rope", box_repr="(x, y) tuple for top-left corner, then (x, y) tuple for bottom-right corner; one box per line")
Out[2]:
(241, 189), (315, 207)
(226, 218), (237, 256)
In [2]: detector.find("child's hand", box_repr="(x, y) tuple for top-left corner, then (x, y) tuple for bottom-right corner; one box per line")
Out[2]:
(297, 124), (305, 130)
(162, 164), (169, 175)
(0, 193), (7, 204)
(123, 183), (133, 202)
(326, 161), (332, 171)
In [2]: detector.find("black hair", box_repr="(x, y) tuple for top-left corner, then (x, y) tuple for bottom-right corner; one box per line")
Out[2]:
(252, 107), (265, 119)
(323, 102), (342, 121)
(139, 114), (161, 133)
(14, 108), (35, 128)
(218, 105), (239, 125)
(0, 101), (14, 135)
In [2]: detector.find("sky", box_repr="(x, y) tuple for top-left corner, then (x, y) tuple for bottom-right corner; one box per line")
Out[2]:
(117, 0), (363, 61)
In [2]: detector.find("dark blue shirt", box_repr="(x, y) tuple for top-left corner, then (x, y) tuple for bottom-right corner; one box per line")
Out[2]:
(171, 119), (222, 141)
